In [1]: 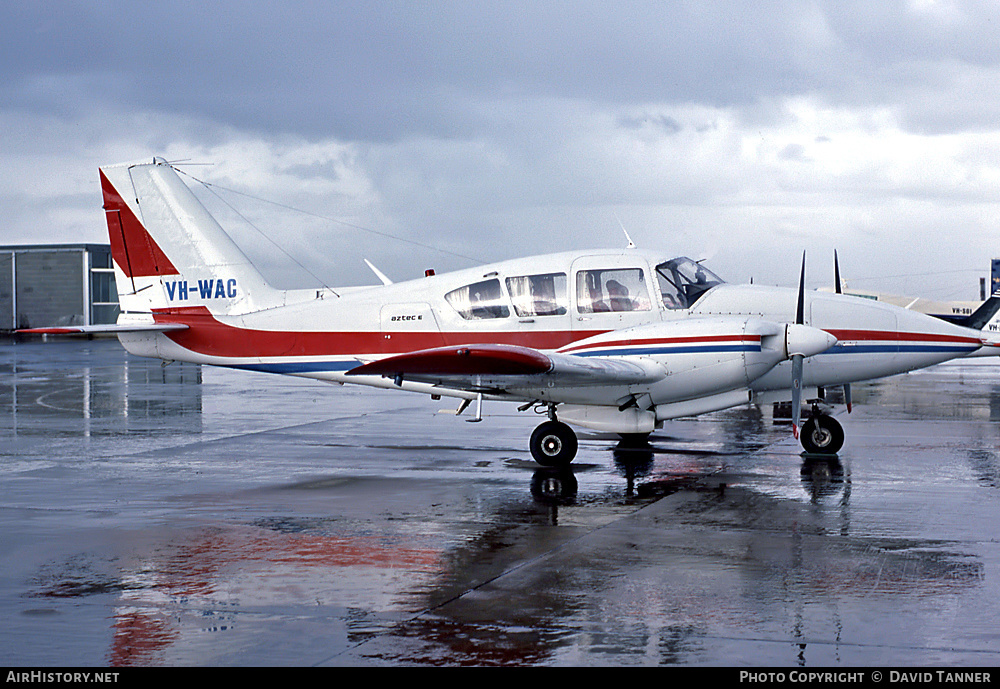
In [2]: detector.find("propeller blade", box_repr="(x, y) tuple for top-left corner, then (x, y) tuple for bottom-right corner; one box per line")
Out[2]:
(796, 251), (806, 325)
(792, 251), (807, 438)
(844, 382), (852, 414)
(791, 354), (804, 438)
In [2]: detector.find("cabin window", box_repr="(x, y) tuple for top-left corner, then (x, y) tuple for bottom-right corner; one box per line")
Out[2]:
(576, 268), (651, 314)
(655, 257), (723, 309)
(506, 273), (568, 317)
(445, 279), (510, 320)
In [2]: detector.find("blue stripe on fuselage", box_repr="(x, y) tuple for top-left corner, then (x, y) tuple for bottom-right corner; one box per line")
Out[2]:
(823, 344), (978, 355)
(226, 360), (361, 374)
(573, 344), (761, 357)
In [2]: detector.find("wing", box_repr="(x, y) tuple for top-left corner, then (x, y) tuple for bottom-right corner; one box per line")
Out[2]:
(345, 343), (664, 393)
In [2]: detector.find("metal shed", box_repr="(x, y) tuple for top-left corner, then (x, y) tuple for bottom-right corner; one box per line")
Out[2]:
(0, 244), (119, 331)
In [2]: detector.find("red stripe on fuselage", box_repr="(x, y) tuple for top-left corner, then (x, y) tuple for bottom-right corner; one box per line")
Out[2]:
(826, 329), (980, 345)
(558, 334), (761, 354)
(148, 310), (984, 361)
(153, 307), (601, 358)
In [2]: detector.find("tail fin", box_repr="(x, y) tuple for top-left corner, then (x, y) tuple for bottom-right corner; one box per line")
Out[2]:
(961, 294), (1000, 332)
(100, 158), (279, 315)
(957, 293), (1000, 355)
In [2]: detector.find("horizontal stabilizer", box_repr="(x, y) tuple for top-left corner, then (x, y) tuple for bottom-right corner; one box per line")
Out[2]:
(17, 323), (189, 335)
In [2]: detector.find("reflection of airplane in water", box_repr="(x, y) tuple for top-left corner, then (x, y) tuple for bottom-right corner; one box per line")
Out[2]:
(412, 464), (986, 666)
(538, 435), (846, 504)
(35, 518), (443, 666)
(26, 434), (987, 666)
(21, 159), (1000, 465)
(800, 455), (849, 502)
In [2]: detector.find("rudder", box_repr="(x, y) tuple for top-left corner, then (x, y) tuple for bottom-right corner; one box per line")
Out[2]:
(100, 158), (279, 316)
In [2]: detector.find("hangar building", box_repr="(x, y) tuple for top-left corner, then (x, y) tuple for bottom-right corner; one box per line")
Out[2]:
(1, 244), (119, 332)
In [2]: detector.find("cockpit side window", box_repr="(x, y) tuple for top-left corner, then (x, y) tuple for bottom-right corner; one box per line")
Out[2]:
(576, 268), (651, 314)
(656, 257), (723, 309)
(506, 273), (568, 317)
(445, 279), (510, 320)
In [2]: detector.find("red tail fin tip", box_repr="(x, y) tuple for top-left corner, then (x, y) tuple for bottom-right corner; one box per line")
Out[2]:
(100, 169), (178, 279)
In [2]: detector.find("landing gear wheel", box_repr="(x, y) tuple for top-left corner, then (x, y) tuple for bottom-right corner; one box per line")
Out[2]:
(800, 415), (844, 455)
(530, 421), (578, 467)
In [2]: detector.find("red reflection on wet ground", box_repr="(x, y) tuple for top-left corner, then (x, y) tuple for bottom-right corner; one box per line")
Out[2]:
(99, 523), (442, 665)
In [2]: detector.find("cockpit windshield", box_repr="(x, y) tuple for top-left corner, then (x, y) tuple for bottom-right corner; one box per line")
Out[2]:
(655, 257), (724, 309)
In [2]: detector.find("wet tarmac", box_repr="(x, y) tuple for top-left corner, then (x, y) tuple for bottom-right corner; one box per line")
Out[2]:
(1, 337), (999, 667)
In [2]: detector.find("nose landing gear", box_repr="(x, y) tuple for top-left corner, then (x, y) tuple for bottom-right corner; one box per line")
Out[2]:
(799, 413), (844, 455)
(775, 400), (846, 455)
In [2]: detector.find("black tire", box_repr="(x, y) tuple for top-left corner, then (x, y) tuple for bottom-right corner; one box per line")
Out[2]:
(800, 415), (844, 455)
(530, 421), (578, 467)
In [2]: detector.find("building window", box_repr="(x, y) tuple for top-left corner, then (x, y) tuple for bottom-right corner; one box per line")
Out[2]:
(91, 271), (117, 304)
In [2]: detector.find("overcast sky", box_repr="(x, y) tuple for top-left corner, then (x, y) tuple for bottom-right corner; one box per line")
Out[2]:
(2, 1), (999, 297)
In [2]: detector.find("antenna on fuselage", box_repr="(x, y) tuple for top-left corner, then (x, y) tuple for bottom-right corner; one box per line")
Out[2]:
(364, 259), (394, 286)
(833, 249), (853, 413)
(614, 214), (636, 249)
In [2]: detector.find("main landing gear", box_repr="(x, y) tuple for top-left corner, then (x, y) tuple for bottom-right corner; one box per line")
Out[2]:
(529, 420), (578, 467)
(527, 402), (846, 466)
(528, 403), (579, 467)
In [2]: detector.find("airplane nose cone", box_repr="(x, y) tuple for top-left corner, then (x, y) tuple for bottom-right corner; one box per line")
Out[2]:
(785, 324), (838, 359)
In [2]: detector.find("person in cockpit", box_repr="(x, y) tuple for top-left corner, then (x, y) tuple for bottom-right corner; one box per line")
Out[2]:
(606, 280), (633, 312)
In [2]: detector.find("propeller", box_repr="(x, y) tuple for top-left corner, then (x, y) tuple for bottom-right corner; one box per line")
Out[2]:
(790, 252), (807, 438)
(784, 253), (849, 440)
(834, 250), (853, 413)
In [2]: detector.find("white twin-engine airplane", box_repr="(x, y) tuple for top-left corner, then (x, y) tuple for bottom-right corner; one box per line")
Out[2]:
(24, 158), (1000, 466)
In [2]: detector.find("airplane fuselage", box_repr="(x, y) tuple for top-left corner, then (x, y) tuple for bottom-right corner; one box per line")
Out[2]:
(54, 158), (992, 462)
(118, 247), (984, 431)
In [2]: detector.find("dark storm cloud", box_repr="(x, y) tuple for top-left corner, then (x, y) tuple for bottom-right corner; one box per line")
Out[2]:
(12, 1), (988, 139)
(5, 1), (999, 142)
